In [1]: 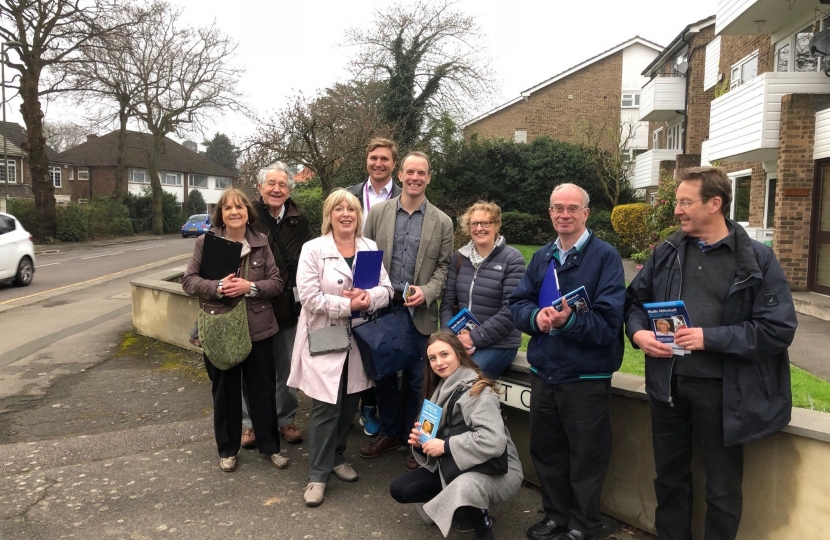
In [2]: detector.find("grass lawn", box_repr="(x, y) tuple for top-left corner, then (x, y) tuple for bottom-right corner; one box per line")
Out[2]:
(512, 244), (544, 264)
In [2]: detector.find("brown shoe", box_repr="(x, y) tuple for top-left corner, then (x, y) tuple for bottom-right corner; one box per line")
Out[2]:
(280, 423), (303, 444)
(405, 447), (419, 471)
(360, 434), (402, 458)
(241, 427), (257, 449)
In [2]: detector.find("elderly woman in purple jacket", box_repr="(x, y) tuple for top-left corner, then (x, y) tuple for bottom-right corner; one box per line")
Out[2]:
(440, 201), (526, 378)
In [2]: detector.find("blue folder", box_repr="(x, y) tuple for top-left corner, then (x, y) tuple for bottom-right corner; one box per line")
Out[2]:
(351, 250), (384, 318)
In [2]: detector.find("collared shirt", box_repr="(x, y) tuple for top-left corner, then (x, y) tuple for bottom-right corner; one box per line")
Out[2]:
(552, 228), (591, 265)
(270, 204), (286, 225)
(363, 178), (394, 231)
(689, 226), (736, 253)
(389, 198), (427, 292)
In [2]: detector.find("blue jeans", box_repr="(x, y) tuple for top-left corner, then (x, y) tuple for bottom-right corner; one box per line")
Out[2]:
(375, 338), (426, 439)
(472, 347), (518, 378)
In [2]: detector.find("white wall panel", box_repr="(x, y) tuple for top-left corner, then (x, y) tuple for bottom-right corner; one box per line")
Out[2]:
(814, 109), (830, 160)
(704, 37), (721, 91)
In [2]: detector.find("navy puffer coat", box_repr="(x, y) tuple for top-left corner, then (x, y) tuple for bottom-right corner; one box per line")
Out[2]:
(440, 237), (526, 349)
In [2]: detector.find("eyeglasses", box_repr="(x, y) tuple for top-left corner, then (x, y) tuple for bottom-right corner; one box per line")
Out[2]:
(549, 205), (585, 214)
(469, 221), (494, 229)
(675, 198), (710, 209)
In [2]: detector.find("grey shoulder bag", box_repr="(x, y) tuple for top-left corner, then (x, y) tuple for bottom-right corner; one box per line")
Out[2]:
(308, 324), (352, 356)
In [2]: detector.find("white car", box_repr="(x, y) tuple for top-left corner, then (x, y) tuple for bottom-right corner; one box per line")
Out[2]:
(0, 211), (35, 286)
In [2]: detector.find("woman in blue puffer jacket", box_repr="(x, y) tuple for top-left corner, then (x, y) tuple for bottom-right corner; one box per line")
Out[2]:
(440, 201), (526, 378)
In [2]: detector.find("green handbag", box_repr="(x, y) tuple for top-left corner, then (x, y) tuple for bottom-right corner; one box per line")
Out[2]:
(198, 259), (252, 370)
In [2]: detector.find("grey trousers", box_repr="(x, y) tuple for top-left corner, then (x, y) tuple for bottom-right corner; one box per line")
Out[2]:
(308, 357), (361, 483)
(242, 325), (299, 429)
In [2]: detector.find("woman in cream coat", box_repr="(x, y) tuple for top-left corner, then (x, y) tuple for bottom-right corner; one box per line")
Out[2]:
(288, 189), (393, 507)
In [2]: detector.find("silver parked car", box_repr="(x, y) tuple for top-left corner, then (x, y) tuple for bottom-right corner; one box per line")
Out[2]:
(0, 212), (35, 286)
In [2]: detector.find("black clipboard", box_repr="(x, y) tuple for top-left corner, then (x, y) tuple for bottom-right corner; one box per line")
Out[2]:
(199, 232), (243, 280)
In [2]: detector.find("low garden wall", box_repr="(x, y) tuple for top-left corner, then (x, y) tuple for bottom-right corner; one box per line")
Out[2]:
(130, 266), (201, 352)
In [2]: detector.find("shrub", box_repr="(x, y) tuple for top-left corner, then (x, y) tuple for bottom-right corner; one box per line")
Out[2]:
(501, 211), (550, 245)
(649, 175), (678, 236)
(87, 197), (134, 238)
(56, 203), (91, 241)
(291, 185), (323, 235)
(659, 225), (680, 242)
(611, 203), (651, 252)
(6, 198), (37, 233)
(186, 189), (207, 216)
(121, 190), (184, 234)
(631, 248), (653, 263)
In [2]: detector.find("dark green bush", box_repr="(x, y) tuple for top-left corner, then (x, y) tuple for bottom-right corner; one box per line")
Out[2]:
(6, 198), (37, 233)
(87, 197), (134, 238)
(122, 190), (184, 234)
(56, 204), (91, 241)
(291, 185), (323, 235)
(186, 189), (207, 216)
(501, 211), (550, 245)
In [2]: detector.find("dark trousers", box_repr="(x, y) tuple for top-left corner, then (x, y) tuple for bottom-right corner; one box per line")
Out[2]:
(529, 376), (612, 536)
(650, 376), (743, 540)
(375, 332), (426, 439)
(358, 387), (377, 409)
(390, 466), (443, 504)
(203, 337), (280, 458)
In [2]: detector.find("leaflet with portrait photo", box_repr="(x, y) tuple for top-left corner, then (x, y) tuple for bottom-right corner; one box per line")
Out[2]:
(643, 301), (693, 356)
(417, 399), (443, 445)
(447, 308), (482, 336)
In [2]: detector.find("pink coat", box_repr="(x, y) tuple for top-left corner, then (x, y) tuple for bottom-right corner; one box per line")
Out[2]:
(288, 234), (393, 404)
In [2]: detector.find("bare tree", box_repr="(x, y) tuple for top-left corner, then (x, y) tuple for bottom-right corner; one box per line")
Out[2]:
(0, 0), (135, 237)
(345, 0), (495, 149)
(42, 120), (88, 152)
(246, 80), (391, 196)
(576, 119), (640, 207)
(126, 3), (244, 234)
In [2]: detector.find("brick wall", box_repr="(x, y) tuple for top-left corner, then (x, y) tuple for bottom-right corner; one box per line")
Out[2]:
(465, 52), (623, 151)
(774, 93), (830, 289)
(90, 167), (117, 198)
(720, 34), (773, 80)
(648, 122), (668, 150)
(685, 26), (716, 155)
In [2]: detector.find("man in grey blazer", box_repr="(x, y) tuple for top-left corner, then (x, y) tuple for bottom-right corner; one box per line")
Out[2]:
(360, 150), (454, 470)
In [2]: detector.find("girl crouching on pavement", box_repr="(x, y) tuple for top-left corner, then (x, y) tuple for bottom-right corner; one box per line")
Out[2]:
(390, 330), (523, 539)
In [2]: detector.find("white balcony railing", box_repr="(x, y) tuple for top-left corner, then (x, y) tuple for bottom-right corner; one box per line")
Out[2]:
(716, 0), (818, 36)
(632, 149), (678, 190)
(639, 76), (686, 122)
(708, 71), (830, 163)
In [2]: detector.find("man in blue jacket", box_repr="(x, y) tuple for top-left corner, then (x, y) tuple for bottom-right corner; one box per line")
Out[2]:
(510, 183), (625, 540)
(625, 167), (797, 540)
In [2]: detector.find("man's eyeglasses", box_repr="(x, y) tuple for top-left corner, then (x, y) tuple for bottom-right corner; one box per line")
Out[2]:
(675, 198), (710, 209)
(469, 221), (494, 229)
(549, 205), (585, 214)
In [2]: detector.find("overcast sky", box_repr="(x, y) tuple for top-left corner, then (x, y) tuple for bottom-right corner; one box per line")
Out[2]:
(3, 0), (715, 148)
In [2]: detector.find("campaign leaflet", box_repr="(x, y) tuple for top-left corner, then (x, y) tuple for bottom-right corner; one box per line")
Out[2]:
(417, 399), (443, 445)
(551, 286), (593, 314)
(447, 308), (482, 336)
(643, 301), (693, 356)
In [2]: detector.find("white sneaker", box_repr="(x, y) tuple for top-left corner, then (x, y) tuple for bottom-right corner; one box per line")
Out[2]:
(332, 462), (359, 482)
(304, 482), (326, 507)
(219, 455), (237, 472)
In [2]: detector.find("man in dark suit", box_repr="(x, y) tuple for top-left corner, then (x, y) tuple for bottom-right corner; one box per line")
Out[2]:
(345, 138), (403, 437)
(360, 151), (454, 470)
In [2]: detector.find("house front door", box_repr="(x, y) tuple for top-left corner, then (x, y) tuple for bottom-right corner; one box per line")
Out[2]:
(809, 160), (830, 295)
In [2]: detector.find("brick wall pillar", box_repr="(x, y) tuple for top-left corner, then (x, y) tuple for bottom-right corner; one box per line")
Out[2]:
(675, 154), (701, 173)
(775, 93), (830, 290)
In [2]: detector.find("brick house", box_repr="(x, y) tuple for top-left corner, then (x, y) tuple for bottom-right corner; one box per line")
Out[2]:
(56, 130), (237, 213)
(0, 121), (73, 202)
(633, 17), (717, 202)
(462, 37), (663, 156)
(698, 0), (830, 293)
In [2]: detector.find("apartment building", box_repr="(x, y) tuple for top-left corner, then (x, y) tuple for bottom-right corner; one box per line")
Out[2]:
(463, 37), (662, 155)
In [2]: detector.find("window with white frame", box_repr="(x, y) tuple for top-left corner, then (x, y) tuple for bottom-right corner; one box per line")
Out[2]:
(161, 173), (182, 186)
(666, 123), (684, 151)
(514, 130), (527, 144)
(728, 170), (752, 224)
(215, 177), (232, 189)
(730, 52), (758, 90)
(189, 174), (208, 188)
(775, 18), (830, 73)
(129, 168), (149, 183)
(621, 93), (640, 108)
(50, 166), (62, 188)
(0, 160), (16, 183)
(77, 167), (89, 180)
(652, 127), (663, 150)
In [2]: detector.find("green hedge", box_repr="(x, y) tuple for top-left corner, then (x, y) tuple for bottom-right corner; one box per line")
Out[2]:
(501, 211), (549, 245)
(291, 185), (323, 235)
(5, 198), (37, 234)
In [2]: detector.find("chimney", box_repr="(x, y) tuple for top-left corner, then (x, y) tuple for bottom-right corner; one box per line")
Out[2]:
(86, 134), (98, 141)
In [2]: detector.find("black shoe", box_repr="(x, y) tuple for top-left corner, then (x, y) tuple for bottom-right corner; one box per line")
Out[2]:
(454, 512), (475, 533)
(555, 530), (595, 540)
(475, 523), (495, 540)
(527, 517), (567, 540)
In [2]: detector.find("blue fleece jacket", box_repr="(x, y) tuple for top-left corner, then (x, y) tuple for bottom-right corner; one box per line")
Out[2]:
(509, 231), (625, 384)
